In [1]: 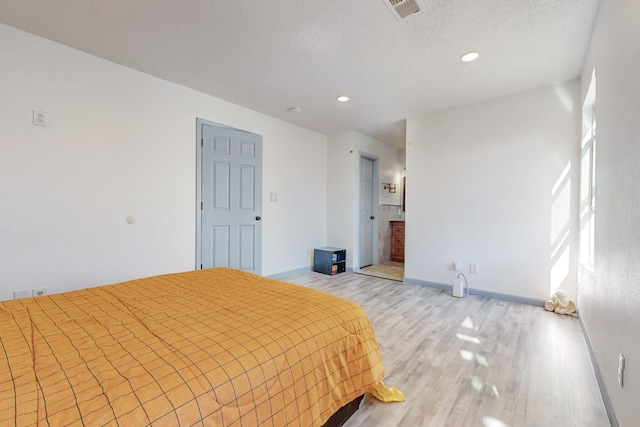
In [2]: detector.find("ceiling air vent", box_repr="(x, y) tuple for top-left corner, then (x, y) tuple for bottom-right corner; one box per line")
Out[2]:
(384, 0), (424, 21)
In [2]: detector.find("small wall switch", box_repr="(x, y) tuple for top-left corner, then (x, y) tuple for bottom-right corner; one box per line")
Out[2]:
(470, 263), (478, 274)
(453, 261), (461, 272)
(13, 289), (32, 299)
(33, 110), (46, 126)
(270, 192), (278, 202)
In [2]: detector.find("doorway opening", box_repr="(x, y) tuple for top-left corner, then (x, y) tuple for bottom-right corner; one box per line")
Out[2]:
(357, 153), (405, 282)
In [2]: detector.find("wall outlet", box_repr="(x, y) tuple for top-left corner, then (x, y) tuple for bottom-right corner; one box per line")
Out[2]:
(33, 287), (47, 297)
(13, 289), (32, 299)
(33, 110), (46, 126)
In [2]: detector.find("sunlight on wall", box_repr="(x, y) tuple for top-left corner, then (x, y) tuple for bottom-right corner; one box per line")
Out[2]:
(550, 162), (572, 295)
(579, 71), (597, 268)
(553, 82), (576, 112)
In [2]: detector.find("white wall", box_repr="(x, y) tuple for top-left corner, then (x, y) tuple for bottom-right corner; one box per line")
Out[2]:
(0, 24), (327, 301)
(327, 130), (404, 269)
(326, 132), (356, 266)
(579, 0), (640, 424)
(405, 81), (581, 302)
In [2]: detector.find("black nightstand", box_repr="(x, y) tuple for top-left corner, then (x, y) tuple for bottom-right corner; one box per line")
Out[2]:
(313, 247), (346, 275)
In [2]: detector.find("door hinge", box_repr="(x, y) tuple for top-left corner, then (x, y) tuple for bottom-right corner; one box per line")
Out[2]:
(201, 138), (204, 147)
(201, 201), (203, 209)
(200, 264), (203, 269)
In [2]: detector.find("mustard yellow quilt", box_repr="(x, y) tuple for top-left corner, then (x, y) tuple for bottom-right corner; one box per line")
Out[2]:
(0, 268), (392, 426)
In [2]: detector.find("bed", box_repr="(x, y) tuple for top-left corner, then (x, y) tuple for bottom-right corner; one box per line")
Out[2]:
(0, 268), (397, 426)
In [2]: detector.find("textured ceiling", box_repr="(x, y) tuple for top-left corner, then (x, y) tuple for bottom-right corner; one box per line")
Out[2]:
(0, 0), (600, 148)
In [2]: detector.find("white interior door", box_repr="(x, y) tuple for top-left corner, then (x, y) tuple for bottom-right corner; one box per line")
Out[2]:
(359, 156), (375, 268)
(197, 121), (262, 274)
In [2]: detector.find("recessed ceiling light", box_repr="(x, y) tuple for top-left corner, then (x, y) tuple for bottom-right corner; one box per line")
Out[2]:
(460, 51), (479, 63)
(337, 95), (350, 102)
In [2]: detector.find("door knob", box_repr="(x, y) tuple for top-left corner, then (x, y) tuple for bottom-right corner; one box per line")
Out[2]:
(255, 216), (262, 221)
(370, 216), (375, 220)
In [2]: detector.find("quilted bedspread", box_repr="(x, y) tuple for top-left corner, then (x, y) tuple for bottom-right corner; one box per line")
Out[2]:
(0, 268), (387, 426)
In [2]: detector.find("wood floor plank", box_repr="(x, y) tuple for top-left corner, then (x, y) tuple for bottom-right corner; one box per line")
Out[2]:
(284, 272), (609, 427)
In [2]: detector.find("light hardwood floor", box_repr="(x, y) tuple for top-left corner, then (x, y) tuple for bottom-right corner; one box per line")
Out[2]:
(284, 272), (609, 427)
(358, 263), (404, 282)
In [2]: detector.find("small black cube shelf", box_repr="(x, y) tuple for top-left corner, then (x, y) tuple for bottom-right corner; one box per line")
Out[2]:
(313, 247), (346, 275)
